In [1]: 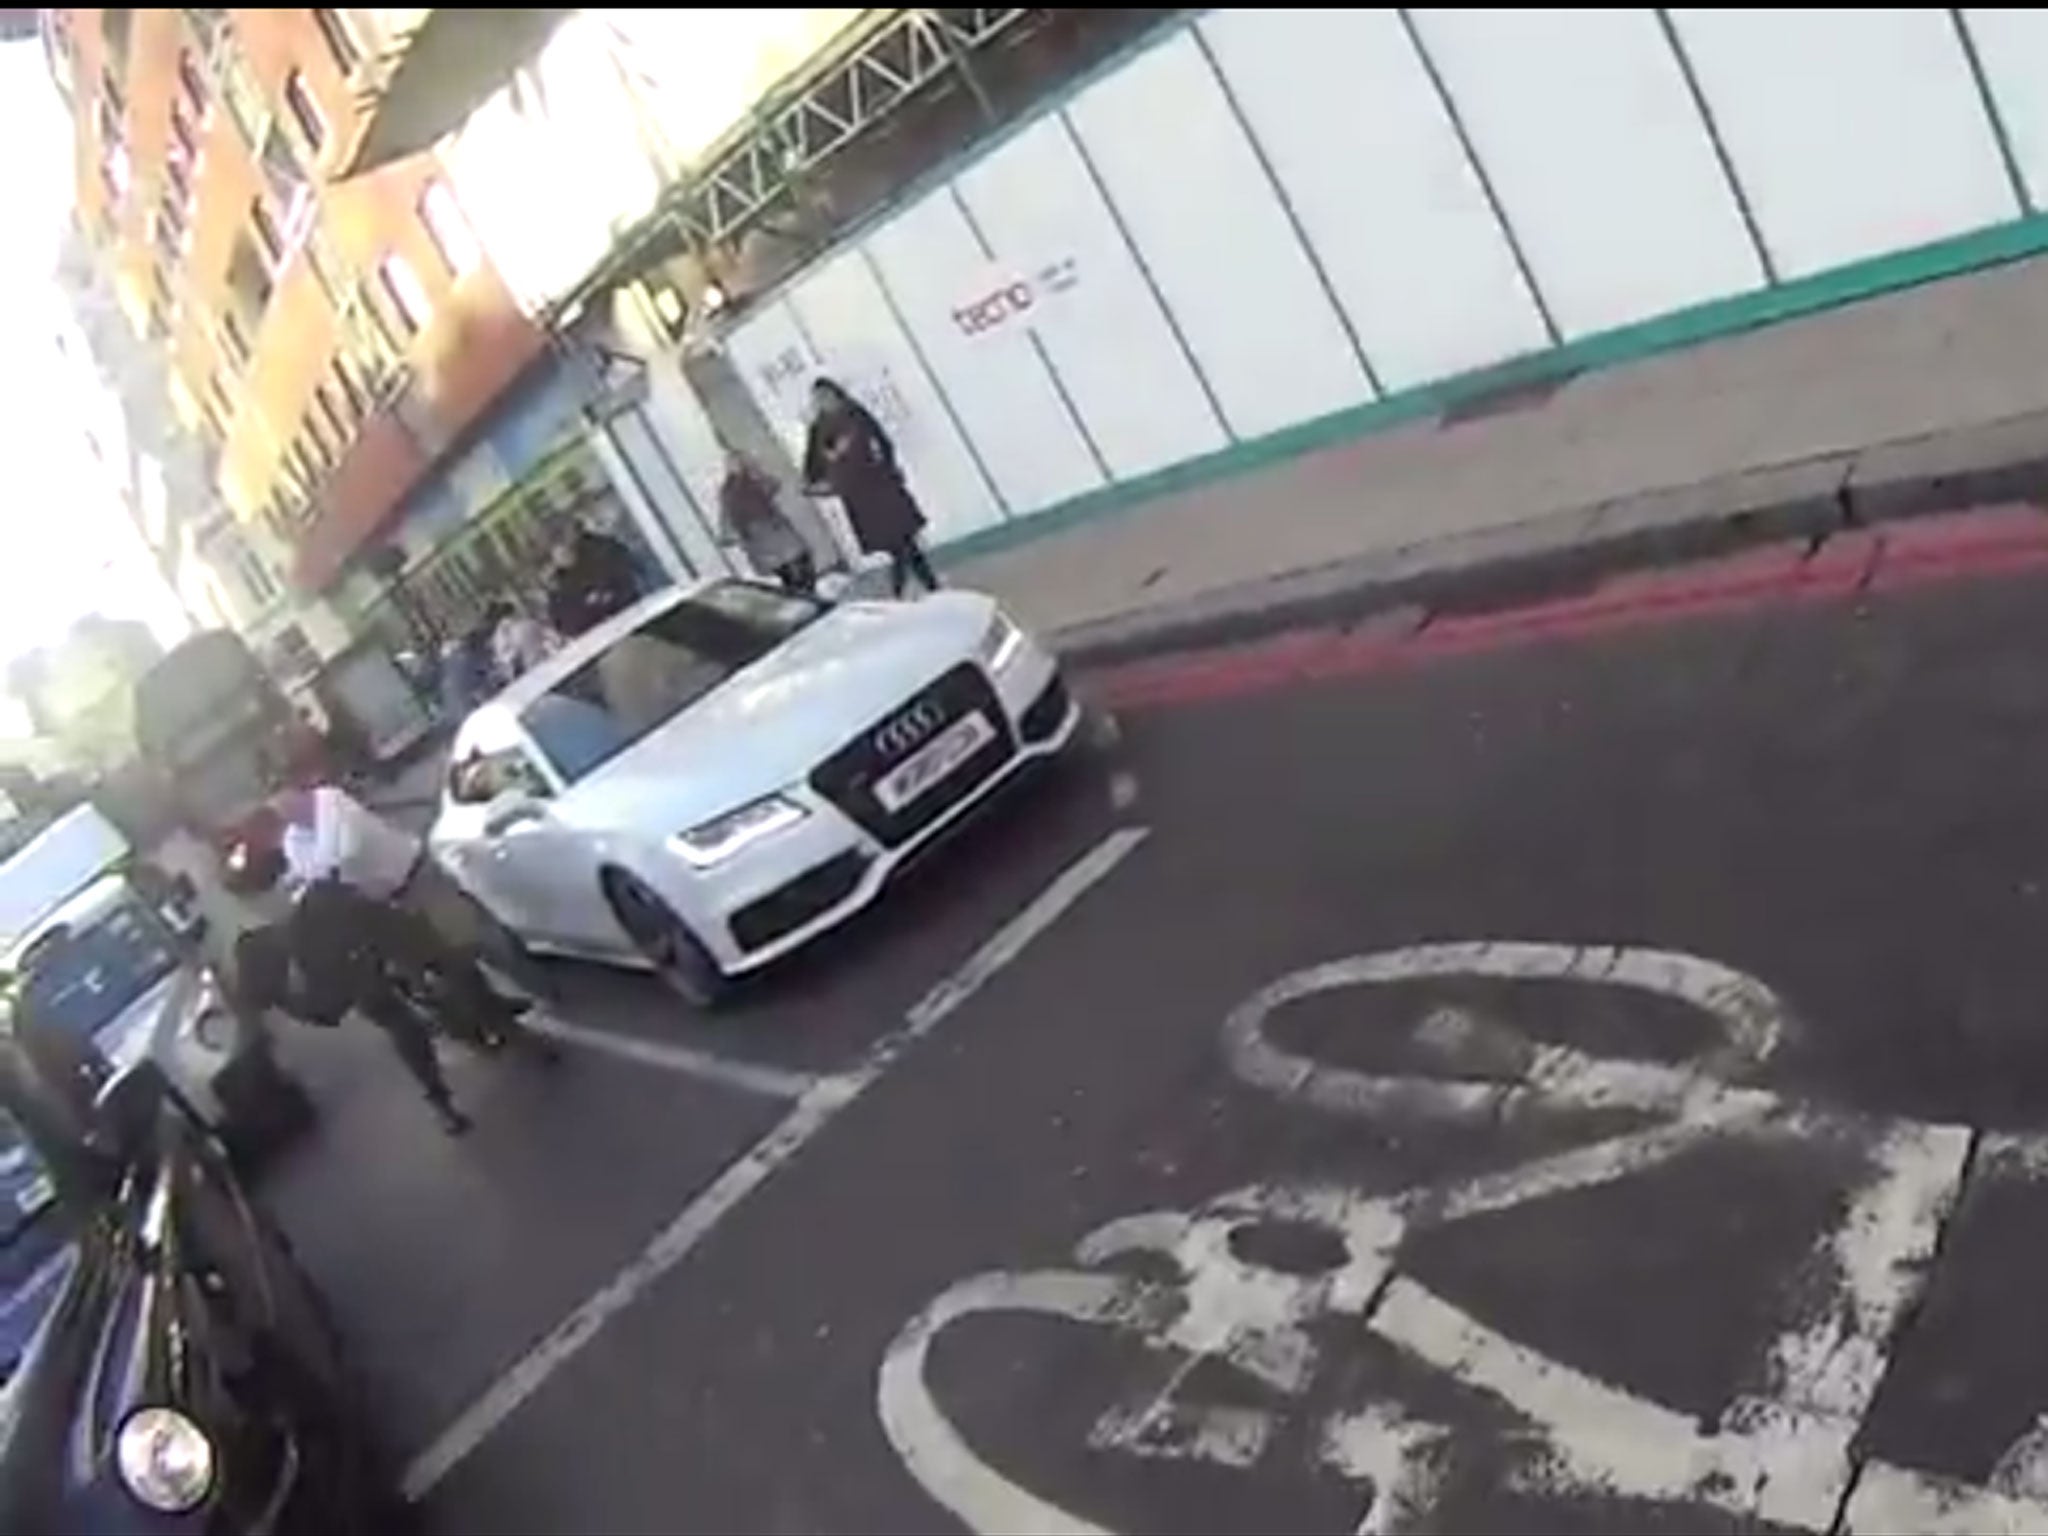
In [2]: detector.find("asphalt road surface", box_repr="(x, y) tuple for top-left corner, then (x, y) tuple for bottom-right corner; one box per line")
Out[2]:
(258, 554), (2048, 1535)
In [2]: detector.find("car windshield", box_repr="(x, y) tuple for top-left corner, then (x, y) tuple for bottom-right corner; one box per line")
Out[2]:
(520, 582), (824, 784)
(16, 900), (179, 1044)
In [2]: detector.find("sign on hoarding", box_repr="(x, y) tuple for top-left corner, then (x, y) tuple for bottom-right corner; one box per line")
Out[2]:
(950, 255), (1082, 342)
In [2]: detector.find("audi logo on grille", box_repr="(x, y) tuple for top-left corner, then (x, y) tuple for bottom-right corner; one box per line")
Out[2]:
(874, 700), (945, 758)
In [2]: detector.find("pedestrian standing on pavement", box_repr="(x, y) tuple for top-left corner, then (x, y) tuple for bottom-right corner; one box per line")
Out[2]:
(717, 446), (816, 596)
(801, 376), (940, 598)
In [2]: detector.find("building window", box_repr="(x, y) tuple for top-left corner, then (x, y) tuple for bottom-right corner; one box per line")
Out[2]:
(251, 198), (284, 265)
(304, 222), (348, 310)
(225, 233), (275, 347)
(218, 313), (251, 369)
(417, 181), (481, 277)
(304, 411), (336, 468)
(182, 8), (226, 55)
(207, 371), (236, 423)
(313, 9), (363, 74)
(351, 279), (402, 363)
(176, 48), (206, 111)
(376, 253), (430, 337)
(283, 70), (326, 155)
(218, 43), (266, 148)
(258, 123), (312, 244)
(153, 205), (184, 263)
(313, 381), (350, 444)
(331, 356), (367, 422)
(237, 548), (278, 608)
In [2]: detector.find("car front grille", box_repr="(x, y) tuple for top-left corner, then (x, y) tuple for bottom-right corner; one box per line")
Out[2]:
(810, 664), (1016, 847)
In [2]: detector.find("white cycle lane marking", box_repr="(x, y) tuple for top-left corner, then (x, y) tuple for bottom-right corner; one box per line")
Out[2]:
(879, 940), (2048, 1535)
(401, 825), (1153, 1501)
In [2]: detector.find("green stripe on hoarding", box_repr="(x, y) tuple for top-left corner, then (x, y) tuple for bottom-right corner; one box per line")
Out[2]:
(934, 212), (2048, 571)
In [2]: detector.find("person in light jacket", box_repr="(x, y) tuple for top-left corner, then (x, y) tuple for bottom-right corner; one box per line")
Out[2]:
(801, 377), (940, 598)
(717, 447), (816, 596)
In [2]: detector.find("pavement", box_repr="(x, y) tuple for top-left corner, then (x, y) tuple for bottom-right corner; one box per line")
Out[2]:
(952, 251), (2048, 667)
(260, 499), (2048, 1535)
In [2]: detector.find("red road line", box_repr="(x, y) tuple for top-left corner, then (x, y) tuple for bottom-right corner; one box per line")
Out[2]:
(1081, 503), (2048, 713)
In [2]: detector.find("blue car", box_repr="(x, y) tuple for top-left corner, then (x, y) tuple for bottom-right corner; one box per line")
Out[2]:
(0, 1050), (396, 1533)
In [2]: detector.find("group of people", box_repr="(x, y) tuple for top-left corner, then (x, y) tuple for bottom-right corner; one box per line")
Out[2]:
(717, 376), (943, 599)
(438, 522), (653, 715)
(426, 378), (938, 726)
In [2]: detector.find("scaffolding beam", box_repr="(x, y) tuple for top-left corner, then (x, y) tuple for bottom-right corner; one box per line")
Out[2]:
(556, 7), (1044, 322)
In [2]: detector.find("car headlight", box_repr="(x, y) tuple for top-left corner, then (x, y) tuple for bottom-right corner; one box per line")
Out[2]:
(116, 1407), (217, 1514)
(978, 610), (1026, 672)
(674, 795), (808, 868)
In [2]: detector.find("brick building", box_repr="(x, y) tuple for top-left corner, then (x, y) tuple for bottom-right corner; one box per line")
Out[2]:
(42, 6), (554, 672)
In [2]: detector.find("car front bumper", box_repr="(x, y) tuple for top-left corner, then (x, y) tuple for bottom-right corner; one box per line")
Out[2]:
(641, 647), (1082, 976)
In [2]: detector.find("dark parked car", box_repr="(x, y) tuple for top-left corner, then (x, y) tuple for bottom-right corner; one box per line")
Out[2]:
(0, 1041), (395, 1534)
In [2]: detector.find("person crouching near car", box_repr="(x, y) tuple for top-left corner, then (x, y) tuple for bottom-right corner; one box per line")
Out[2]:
(717, 445), (817, 596)
(266, 768), (554, 1014)
(234, 882), (478, 1135)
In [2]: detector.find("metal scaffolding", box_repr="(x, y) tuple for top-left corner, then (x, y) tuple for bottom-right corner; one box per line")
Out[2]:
(557, 7), (1042, 320)
(682, 8), (1030, 247)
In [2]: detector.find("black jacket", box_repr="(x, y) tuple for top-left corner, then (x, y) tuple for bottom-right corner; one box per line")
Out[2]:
(547, 531), (644, 638)
(238, 879), (413, 1029)
(801, 399), (926, 553)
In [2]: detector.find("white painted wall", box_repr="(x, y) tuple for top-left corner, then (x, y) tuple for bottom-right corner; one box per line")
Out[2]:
(612, 7), (2038, 562)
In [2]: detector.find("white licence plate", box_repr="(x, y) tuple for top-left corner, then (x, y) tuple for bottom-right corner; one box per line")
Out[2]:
(875, 711), (997, 813)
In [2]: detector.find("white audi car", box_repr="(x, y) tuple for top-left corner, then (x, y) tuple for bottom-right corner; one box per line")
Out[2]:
(429, 579), (1080, 1004)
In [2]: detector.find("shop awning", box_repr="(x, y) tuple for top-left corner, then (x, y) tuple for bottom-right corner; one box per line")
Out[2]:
(334, 7), (573, 181)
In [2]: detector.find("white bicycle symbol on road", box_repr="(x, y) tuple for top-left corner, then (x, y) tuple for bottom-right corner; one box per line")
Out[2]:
(876, 941), (2048, 1535)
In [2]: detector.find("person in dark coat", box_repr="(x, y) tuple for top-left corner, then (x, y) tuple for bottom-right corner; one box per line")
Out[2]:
(801, 377), (940, 598)
(546, 525), (646, 638)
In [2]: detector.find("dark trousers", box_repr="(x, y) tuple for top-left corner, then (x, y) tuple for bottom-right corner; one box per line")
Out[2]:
(888, 537), (940, 597)
(360, 990), (457, 1110)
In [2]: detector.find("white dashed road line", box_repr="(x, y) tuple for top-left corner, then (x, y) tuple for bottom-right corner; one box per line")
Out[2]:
(400, 824), (1153, 1501)
(519, 1012), (827, 1101)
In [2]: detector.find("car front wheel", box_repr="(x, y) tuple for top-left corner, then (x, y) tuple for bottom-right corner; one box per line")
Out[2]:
(602, 870), (731, 1011)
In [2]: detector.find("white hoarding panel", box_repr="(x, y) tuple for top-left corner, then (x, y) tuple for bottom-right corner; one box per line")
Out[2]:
(638, 359), (734, 572)
(863, 189), (1107, 517)
(955, 115), (1228, 480)
(1063, 31), (1373, 439)
(1955, 11), (2048, 213)
(1197, 8), (1547, 391)
(724, 302), (822, 463)
(610, 372), (737, 582)
(1668, 9), (2018, 280)
(1410, 8), (1764, 339)
(786, 252), (1007, 545)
